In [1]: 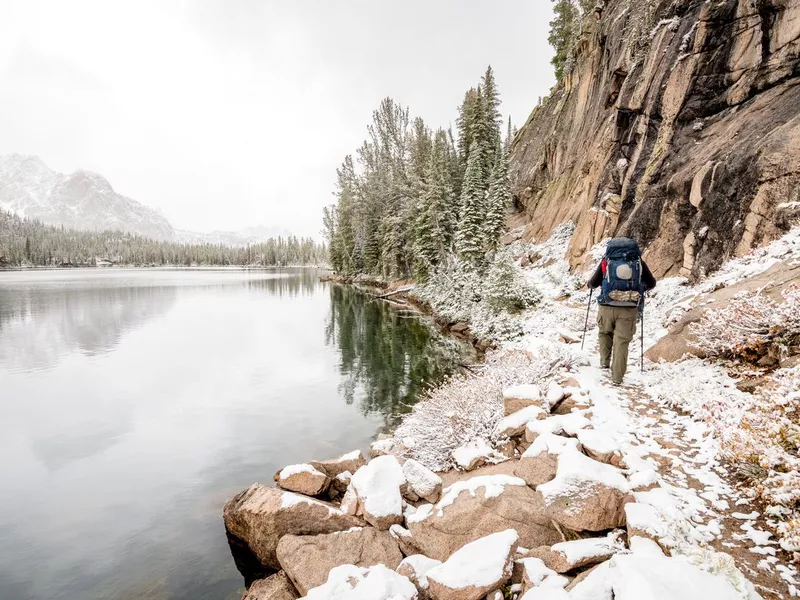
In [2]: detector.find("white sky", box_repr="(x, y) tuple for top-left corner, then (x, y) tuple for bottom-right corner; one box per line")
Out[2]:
(0, 0), (555, 237)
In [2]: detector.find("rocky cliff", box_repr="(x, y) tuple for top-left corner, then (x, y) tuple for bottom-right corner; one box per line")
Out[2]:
(509, 0), (800, 278)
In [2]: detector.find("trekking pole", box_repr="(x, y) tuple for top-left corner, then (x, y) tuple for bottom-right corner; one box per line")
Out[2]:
(581, 288), (593, 350)
(640, 297), (645, 372)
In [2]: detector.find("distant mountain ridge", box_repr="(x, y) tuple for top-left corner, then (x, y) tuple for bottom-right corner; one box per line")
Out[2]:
(0, 154), (291, 245)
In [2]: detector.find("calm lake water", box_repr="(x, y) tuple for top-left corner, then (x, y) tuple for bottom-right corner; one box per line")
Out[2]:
(0, 269), (470, 600)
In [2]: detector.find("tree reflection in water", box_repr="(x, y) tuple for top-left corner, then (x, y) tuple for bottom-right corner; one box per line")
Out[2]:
(325, 284), (472, 428)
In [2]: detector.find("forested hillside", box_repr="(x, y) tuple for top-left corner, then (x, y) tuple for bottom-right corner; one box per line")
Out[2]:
(0, 208), (326, 267)
(323, 67), (514, 280)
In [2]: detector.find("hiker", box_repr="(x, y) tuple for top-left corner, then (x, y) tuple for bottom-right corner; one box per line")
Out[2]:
(587, 238), (656, 385)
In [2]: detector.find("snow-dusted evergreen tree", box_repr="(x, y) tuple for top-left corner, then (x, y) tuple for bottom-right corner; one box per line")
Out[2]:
(484, 142), (511, 250)
(505, 116), (514, 152)
(456, 88), (479, 177)
(481, 66), (502, 168)
(412, 129), (457, 279)
(455, 140), (487, 265)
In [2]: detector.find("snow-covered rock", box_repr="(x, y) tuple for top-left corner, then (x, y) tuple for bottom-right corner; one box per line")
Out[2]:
(576, 430), (622, 465)
(494, 405), (547, 438)
(275, 463), (330, 496)
(310, 450), (367, 479)
(568, 553), (748, 600)
(406, 475), (560, 561)
(223, 484), (363, 569)
(518, 557), (569, 593)
(520, 587), (570, 600)
(242, 571), (298, 600)
(452, 438), (506, 471)
(402, 458), (443, 503)
(538, 450), (630, 532)
(503, 384), (544, 416)
(277, 527), (402, 595)
(302, 564), (417, 600)
(514, 433), (581, 487)
(426, 530), (519, 600)
(526, 532), (623, 573)
(396, 554), (442, 598)
(369, 438), (398, 458)
(346, 455), (406, 530)
(524, 413), (591, 443)
(545, 382), (565, 409)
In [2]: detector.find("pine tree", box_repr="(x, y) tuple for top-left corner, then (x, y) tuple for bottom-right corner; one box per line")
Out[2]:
(456, 88), (478, 175)
(484, 142), (511, 251)
(549, 0), (580, 81)
(505, 116), (514, 152)
(481, 66), (502, 164)
(455, 140), (487, 265)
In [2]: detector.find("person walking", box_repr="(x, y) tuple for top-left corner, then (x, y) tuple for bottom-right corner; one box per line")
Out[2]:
(587, 238), (656, 385)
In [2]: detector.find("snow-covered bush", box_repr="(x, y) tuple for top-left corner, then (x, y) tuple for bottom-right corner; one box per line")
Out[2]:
(394, 346), (576, 471)
(416, 253), (541, 342)
(690, 286), (800, 362)
(484, 250), (541, 312)
(646, 360), (800, 562)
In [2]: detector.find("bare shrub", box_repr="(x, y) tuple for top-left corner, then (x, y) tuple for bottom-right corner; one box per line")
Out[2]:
(393, 346), (576, 472)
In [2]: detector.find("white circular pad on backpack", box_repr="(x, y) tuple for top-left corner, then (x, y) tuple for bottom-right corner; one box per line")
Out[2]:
(615, 263), (633, 280)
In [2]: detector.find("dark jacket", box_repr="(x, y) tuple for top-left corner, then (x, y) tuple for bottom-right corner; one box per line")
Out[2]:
(587, 259), (657, 291)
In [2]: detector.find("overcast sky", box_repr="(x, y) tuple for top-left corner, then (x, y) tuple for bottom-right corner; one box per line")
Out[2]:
(0, 0), (555, 237)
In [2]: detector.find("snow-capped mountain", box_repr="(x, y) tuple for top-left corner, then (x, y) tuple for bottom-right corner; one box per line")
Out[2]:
(0, 154), (175, 241)
(0, 154), (293, 245)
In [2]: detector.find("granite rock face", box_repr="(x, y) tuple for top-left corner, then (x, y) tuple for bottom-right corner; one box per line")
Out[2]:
(510, 0), (800, 279)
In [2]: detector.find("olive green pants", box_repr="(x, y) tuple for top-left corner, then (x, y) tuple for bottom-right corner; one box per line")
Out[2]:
(597, 304), (638, 383)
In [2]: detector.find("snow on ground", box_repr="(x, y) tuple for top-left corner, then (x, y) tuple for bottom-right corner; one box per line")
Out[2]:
(394, 223), (800, 597)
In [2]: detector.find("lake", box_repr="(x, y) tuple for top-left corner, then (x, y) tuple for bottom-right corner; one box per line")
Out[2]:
(0, 269), (470, 600)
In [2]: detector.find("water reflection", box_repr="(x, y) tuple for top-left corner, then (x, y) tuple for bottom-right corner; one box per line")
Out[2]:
(0, 270), (469, 600)
(325, 284), (469, 427)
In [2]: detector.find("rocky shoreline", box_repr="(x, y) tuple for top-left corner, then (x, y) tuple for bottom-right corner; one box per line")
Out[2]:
(222, 363), (759, 600)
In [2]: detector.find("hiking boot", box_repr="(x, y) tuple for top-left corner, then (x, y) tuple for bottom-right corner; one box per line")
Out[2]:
(611, 379), (623, 386)
(601, 364), (610, 370)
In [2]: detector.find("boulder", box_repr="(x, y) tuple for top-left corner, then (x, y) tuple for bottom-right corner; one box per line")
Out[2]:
(503, 384), (544, 416)
(525, 413), (591, 443)
(370, 438), (398, 458)
(518, 557), (569, 595)
(274, 463), (330, 496)
(551, 395), (588, 415)
(426, 530), (518, 600)
(526, 532), (623, 573)
(495, 405), (547, 438)
(396, 554), (442, 599)
(276, 527), (403, 595)
(402, 458), (443, 503)
(406, 475), (561, 561)
(330, 470), (352, 496)
(538, 450), (630, 532)
(515, 434), (580, 487)
(346, 455), (406, 530)
(452, 438), (506, 471)
(223, 484), (363, 569)
(576, 430), (622, 465)
(303, 564), (417, 600)
(390, 524), (424, 557)
(545, 382), (565, 409)
(310, 449), (366, 479)
(242, 571), (298, 600)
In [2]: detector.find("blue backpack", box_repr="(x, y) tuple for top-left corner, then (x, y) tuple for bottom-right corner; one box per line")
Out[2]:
(599, 238), (644, 308)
